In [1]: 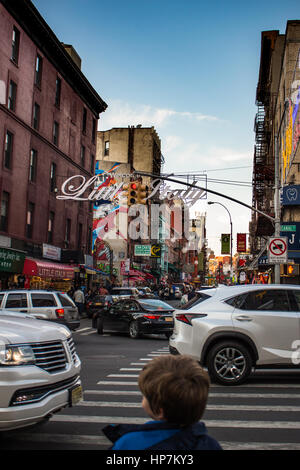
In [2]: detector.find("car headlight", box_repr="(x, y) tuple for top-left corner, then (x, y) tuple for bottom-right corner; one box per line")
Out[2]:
(0, 345), (35, 366)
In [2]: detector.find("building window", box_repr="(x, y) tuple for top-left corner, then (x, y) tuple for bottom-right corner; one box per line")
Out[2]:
(32, 102), (40, 130)
(35, 54), (43, 87)
(65, 218), (71, 246)
(80, 145), (85, 166)
(8, 80), (17, 111)
(90, 154), (95, 173)
(50, 163), (57, 192)
(47, 211), (55, 243)
(92, 118), (96, 143)
(82, 108), (87, 133)
(53, 121), (59, 145)
(4, 131), (13, 169)
(104, 140), (110, 156)
(77, 223), (82, 249)
(26, 202), (35, 239)
(0, 192), (9, 232)
(29, 149), (37, 182)
(55, 77), (61, 107)
(11, 27), (20, 64)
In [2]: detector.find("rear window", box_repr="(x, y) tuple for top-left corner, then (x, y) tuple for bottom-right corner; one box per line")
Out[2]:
(57, 293), (75, 307)
(139, 300), (172, 311)
(180, 293), (211, 310)
(113, 289), (132, 295)
(31, 293), (57, 307)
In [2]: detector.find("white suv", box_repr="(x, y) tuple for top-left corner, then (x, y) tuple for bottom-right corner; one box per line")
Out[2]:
(0, 311), (81, 431)
(169, 284), (300, 385)
(0, 290), (80, 331)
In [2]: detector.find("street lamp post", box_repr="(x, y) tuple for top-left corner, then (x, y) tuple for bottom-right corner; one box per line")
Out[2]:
(208, 201), (233, 277)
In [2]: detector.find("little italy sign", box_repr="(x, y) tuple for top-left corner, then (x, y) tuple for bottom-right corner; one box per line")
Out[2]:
(56, 173), (206, 207)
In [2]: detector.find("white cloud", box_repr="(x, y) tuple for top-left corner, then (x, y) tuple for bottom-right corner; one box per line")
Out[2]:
(99, 100), (219, 130)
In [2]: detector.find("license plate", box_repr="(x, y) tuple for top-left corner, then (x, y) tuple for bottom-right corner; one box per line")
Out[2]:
(69, 384), (83, 406)
(94, 303), (102, 306)
(165, 317), (173, 321)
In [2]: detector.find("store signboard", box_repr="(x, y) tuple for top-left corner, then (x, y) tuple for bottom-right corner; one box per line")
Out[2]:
(0, 248), (25, 273)
(43, 243), (61, 261)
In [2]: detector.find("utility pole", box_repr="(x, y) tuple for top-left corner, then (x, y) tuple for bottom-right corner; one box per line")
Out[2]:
(274, 134), (281, 284)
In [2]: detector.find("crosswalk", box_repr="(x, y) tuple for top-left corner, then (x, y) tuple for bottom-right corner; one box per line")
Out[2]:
(4, 345), (300, 450)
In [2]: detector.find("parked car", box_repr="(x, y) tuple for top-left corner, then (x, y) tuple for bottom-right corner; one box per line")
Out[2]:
(0, 290), (80, 330)
(93, 298), (174, 338)
(111, 287), (140, 300)
(86, 294), (113, 319)
(169, 284), (300, 385)
(0, 310), (81, 431)
(137, 287), (155, 299)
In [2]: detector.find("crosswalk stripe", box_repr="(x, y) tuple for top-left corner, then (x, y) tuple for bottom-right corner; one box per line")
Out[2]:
(107, 374), (139, 378)
(84, 389), (300, 399)
(97, 381), (138, 385)
(78, 400), (300, 412)
(8, 432), (300, 450)
(51, 414), (300, 429)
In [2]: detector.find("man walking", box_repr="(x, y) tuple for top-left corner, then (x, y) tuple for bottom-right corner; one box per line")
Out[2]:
(74, 286), (85, 317)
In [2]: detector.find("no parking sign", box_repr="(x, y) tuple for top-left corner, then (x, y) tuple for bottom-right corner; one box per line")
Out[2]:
(267, 237), (288, 264)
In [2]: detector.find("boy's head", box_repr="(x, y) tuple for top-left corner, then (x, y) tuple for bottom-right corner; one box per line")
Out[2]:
(138, 354), (210, 426)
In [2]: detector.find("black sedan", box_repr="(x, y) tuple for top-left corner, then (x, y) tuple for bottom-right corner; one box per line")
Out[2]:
(92, 299), (174, 338)
(86, 295), (113, 319)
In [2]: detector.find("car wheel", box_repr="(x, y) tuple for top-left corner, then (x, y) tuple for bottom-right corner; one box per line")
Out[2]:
(206, 341), (252, 385)
(129, 321), (140, 339)
(97, 318), (104, 335)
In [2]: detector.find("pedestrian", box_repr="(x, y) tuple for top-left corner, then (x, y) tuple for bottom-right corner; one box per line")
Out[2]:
(73, 286), (85, 317)
(102, 355), (222, 450)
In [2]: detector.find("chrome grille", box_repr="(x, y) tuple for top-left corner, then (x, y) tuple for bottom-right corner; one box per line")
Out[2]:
(67, 336), (77, 364)
(30, 341), (67, 373)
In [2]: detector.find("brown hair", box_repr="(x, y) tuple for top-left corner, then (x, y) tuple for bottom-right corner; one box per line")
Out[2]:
(138, 355), (210, 426)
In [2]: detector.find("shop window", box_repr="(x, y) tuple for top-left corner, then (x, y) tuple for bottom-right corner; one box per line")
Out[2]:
(31, 293), (57, 307)
(5, 293), (27, 308)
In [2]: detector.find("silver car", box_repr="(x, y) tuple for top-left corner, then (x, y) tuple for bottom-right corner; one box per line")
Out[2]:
(0, 290), (80, 330)
(169, 284), (300, 385)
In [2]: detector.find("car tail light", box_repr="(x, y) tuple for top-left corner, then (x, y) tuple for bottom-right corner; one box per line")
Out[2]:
(143, 314), (160, 320)
(55, 308), (65, 318)
(175, 313), (207, 325)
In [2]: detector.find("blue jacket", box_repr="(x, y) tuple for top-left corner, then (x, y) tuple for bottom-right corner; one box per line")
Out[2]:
(102, 420), (222, 450)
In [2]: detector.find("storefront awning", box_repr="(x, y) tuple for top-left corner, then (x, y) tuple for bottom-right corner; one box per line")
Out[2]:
(23, 258), (75, 280)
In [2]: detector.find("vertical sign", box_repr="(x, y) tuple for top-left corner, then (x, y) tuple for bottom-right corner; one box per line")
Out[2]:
(221, 234), (230, 254)
(237, 233), (247, 253)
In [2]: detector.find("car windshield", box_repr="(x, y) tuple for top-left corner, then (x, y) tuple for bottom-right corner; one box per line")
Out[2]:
(139, 300), (173, 311)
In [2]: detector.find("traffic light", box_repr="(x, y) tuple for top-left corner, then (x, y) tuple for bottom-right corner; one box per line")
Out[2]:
(122, 181), (139, 206)
(281, 264), (299, 276)
(137, 183), (147, 204)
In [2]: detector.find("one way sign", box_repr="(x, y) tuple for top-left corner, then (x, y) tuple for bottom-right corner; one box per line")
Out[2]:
(268, 237), (288, 264)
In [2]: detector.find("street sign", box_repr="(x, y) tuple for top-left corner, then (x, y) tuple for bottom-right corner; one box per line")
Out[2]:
(268, 237), (288, 264)
(134, 245), (151, 256)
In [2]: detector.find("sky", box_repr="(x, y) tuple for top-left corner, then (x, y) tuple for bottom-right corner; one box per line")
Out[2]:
(33, 0), (300, 255)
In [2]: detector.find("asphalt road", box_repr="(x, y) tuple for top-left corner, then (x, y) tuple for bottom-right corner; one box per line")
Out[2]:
(1, 316), (300, 451)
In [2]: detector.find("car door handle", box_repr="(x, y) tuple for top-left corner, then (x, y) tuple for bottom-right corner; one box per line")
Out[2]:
(234, 315), (252, 322)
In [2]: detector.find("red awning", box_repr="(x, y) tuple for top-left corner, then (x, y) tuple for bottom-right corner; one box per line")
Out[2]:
(23, 258), (75, 280)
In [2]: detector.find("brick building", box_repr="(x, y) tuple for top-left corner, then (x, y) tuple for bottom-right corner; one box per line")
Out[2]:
(0, 0), (107, 289)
